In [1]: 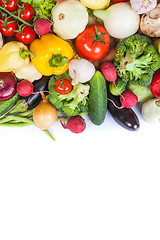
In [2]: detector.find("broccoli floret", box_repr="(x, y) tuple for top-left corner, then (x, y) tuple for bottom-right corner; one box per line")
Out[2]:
(48, 73), (90, 116)
(114, 34), (160, 86)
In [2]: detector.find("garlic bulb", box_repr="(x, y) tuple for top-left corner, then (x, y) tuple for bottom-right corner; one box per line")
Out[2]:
(69, 58), (95, 85)
(52, 0), (88, 40)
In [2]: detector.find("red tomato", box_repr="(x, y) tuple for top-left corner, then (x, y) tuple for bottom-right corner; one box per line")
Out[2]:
(16, 25), (35, 44)
(0, 17), (18, 36)
(55, 78), (72, 95)
(150, 68), (160, 98)
(0, 0), (19, 12)
(112, 0), (128, 2)
(75, 24), (110, 61)
(17, 3), (35, 22)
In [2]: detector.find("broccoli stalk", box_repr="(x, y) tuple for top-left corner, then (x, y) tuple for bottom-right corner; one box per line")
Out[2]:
(114, 34), (160, 86)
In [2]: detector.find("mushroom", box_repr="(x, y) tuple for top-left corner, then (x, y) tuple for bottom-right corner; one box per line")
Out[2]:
(130, 0), (157, 14)
(140, 3), (160, 37)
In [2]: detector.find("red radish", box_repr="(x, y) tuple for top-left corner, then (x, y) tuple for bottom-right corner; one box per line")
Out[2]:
(120, 90), (138, 108)
(34, 18), (52, 36)
(100, 61), (117, 86)
(60, 115), (86, 133)
(16, 80), (33, 97)
(0, 72), (17, 101)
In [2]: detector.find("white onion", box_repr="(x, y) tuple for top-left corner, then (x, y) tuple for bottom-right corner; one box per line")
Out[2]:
(94, 2), (140, 39)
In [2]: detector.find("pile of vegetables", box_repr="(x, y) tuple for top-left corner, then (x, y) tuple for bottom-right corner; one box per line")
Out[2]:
(1, 0), (160, 141)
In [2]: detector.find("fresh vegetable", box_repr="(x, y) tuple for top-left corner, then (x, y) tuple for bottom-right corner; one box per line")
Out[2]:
(30, 33), (73, 76)
(16, 79), (34, 97)
(68, 58), (95, 85)
(0, 92), (19, 117)
(107, 89), (140, 131)
(109, 78), (127, 96)
(0, 104), (55, 141)
(0, 17), (18, 37)
(114, 34), (160, 86)
(75, 25), (110, 62)
(142, 98), (160, 125)
(120, 90), (138, 108)
(80, 0), (110, 10)
(0, 0), (19, 12)
(130, 0), (157, 14)
(0, 41), (34, 72)
(17, 3), (35, 22)
(88, 71), (107, 125)
(60, 115), (86, 133)
(34, 18), (51, 36)
(94, 2), (140, 39)
(0, 72), (17, 101)
(150, 68), (160, 99)
(100, 61), (117, 86)
(51, 0), (88, 40)
(20, 0), (56, 19)
(127, 82), (154, 102)
(140, 4), (160, 37)
(24, 76), (50, 110)
(16, 25), (35, 44)
(48, 72), (90, 116)
(13, 62), (42, 82)
(33, 92), (58, 130)
(55, 78), (72, 95)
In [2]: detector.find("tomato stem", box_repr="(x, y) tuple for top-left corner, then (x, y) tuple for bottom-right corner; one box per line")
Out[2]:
(0, 6), (33, 27)
(88, 25), (107, 47)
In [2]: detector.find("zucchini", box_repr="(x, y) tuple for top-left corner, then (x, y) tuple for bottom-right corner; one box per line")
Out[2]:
(0, 93), (19, 117)
(88, 71), (107, 125)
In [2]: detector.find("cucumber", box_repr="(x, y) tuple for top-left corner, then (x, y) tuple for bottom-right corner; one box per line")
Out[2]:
(88, 71), (107, 125)
(0, 93), (19, 117)
(109, 77), (127, 96)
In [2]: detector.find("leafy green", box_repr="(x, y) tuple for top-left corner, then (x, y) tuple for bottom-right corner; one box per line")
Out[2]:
(20, 0), (56, 19)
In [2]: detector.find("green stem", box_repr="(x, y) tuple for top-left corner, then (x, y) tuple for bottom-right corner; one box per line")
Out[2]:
(0, 6), (33, 27)
(43, 130), (55, 141)
(0, 122), (32, 127)
(20, 48), (35, 59)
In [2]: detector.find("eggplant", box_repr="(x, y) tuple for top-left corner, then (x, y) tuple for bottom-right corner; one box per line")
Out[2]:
(107, 89), (140, 131)
(23, 75), (50, 110)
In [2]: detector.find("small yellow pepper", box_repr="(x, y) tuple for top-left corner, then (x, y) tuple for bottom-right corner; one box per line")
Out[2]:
(30, 33), (74, 76)
(0, 41), (34, 72)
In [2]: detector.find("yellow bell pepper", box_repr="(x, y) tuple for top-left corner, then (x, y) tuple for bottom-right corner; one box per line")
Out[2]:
(30, 33), (74, 76)
(0, 41), (34, 72)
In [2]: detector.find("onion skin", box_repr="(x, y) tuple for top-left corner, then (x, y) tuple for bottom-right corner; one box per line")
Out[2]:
(0, 72), (17, 101)
(33, 99), (58, 130)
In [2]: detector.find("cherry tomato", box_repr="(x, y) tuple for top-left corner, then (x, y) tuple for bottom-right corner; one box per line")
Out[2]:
(0, 17), (18, 36)
(17, 3), (35, 22)
(0, 0), (19, 12)
(112, 0), (128, 2)
(16, 25), (35, 44)
(75, 24), (110, 61)
(55, 78), (72, 95)
(150, 68), (160, 99)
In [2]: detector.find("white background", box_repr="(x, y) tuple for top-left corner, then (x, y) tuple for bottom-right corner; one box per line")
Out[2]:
(0, 105), (160, 240)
